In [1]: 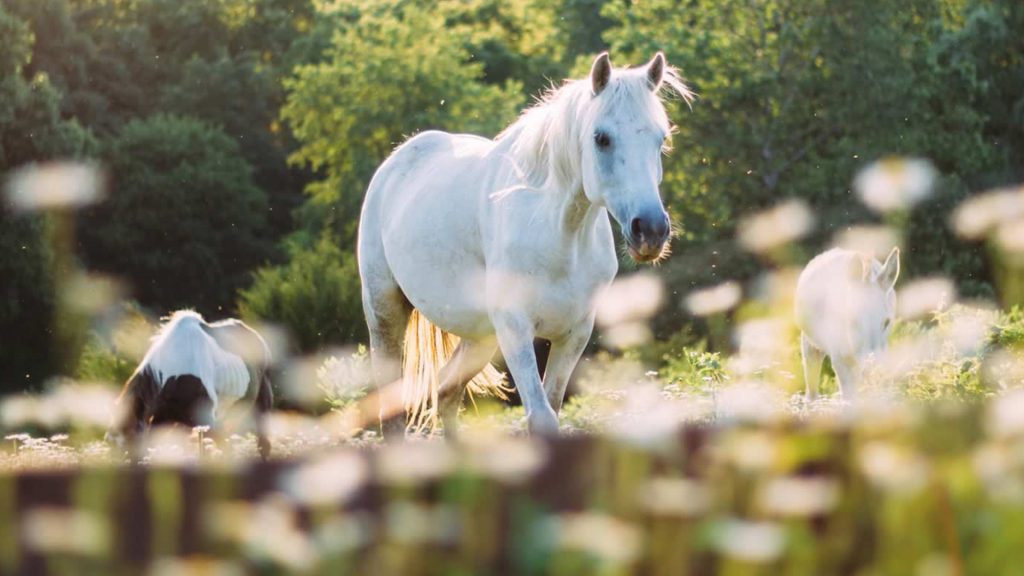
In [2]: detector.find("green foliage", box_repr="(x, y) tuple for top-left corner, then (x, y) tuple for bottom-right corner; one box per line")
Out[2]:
(661, 347), (729, 393)
(239, 234), (366, 352)
(992, 306), (1024, 348)
(281, 0), (524, 241)
(317, 344), (371, 411)
(79, 114), (272, 314)
(0, 3), (95, 392)
(75, 337), (135, 388)
(440, 0), (565, 95)
(603, 0), (1007, 317)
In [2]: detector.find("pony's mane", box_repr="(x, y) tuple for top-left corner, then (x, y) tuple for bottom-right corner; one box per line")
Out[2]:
(496, 62), (693, 193)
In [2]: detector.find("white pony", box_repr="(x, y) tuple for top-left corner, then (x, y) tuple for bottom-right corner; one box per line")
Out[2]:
(358, 52), (692, 437)
(109, 310), (274, 457)
(795, 247), (900, 399)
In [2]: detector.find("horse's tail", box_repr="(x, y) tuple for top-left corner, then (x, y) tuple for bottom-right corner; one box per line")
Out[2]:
(402, 309), (510, 432)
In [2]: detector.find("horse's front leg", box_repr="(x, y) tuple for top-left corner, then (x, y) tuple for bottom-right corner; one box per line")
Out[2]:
(492, 312), (559, 435)
(543, 316), (594, 413)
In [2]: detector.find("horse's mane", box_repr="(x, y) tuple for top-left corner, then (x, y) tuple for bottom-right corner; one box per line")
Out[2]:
(496, 62), (693, 194)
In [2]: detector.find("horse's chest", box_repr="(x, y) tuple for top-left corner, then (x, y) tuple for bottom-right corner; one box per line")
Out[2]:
(520, 264), (613, 340)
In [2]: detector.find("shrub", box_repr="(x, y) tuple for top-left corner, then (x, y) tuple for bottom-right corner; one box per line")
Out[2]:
(239, 234), (366, 352)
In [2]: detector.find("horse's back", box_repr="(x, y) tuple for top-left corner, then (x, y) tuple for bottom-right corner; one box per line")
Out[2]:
(795, 248), (867, 355)
(146, 315), (252, 408)
(359, 130), (507, 337)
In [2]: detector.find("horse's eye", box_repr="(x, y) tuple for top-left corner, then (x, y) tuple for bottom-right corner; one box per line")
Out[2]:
(594, 131), (611, 149)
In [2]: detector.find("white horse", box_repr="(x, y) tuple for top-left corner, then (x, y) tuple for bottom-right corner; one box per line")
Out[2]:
(109, 310), (274, 457)
(795, 247), (900, 400)
(358, 52), (692, 437)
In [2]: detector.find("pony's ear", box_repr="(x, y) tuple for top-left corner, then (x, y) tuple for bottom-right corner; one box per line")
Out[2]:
(647, 52), (666, 91)
(879, 247), (900, 288)
(591, 52), (612, 95)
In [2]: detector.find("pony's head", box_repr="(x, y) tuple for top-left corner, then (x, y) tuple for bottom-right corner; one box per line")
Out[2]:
(858, 247), (901, 353)
(580, 52), (692, 262)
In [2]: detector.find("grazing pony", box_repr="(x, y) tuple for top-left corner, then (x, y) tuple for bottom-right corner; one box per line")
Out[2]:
(358, 52), (692, 437)
(109, 310), (274, 458)
(795, 247), (900, 400)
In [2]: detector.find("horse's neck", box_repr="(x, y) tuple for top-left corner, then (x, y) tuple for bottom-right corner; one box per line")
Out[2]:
(552, 181), (602, 240)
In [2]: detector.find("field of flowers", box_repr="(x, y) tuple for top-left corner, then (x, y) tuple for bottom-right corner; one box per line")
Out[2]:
(3, 302), (1024, 575)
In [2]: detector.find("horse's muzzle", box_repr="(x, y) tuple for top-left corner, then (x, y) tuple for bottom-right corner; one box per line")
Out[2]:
(627, 212), (671, 262)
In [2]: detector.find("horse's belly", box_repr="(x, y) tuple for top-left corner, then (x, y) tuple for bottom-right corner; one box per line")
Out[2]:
(387, 234), (494, 338)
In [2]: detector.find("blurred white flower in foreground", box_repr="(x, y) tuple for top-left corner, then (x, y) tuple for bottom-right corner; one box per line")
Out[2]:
(377, 440), (456, 483)
(712, 519), (786, 563)
(737, 199), (814, 253)
(859, 441), (930, 493)
(638, 477), (712, 518)
(759, 476), (839, 517)
(461, 433), (547, 484)
(594, 272), (663, 349)
(995, 221), (1024, 254)
(715, 381), (788, 424)
(896, 277), (956, 320)
(685, 281), (742, 316)
(952, 185), (1024, 240)
(208, 497), (316, 571)
(280, 450), (367, 506)
(855, 157), (936, 213)
(23, 507), (110, 556)
(988, 389), (1024, 439)
(5, 161), (106, 212)
(833, 225), (902, 262)
(553, 512), (642, 565)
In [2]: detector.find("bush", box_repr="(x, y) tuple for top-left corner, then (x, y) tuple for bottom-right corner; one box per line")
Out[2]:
(239, 234), (366, 352)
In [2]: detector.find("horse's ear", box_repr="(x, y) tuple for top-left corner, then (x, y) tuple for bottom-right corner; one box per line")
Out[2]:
(880, 247), (900, 288)
(647, 52), (666, 91)
(591, 52), (612, 95)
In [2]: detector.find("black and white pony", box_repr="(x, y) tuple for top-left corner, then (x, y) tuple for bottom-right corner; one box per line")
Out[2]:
(109, 310), (274, 458)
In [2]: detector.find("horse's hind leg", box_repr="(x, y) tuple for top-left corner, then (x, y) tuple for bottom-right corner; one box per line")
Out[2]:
(254, 372), (273, 459)
(362, 275), (412, 440)
(437, 338), (498, 440)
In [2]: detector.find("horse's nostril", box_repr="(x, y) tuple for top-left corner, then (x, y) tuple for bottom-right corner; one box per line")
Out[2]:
(630, 217), (644, 239)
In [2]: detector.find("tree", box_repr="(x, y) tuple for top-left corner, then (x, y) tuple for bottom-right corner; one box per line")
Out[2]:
(281, 0), (524, 243)
(78, 115), (272, 314)
(602, 0), (1001, 334)
(0, 3), (95, 391)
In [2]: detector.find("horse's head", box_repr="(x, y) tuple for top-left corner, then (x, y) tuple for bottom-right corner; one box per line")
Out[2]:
(867, 247), (900, 350)
(852, 247), (900, 355)
(580, 52), (691, 263)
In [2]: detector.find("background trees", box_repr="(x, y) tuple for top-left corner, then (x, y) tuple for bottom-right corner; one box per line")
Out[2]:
(0, 3), (95, 390)
(78, 115), (271, 313)
(1, 0), (1022, 389)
